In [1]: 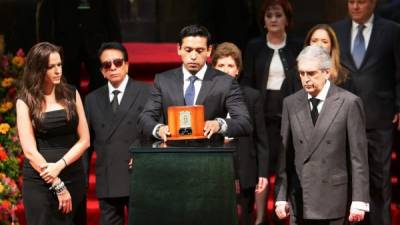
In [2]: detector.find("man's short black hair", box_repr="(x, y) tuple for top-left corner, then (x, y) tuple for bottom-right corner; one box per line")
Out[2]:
(98, 42), (128, 61)
(178, 24), (212, 47)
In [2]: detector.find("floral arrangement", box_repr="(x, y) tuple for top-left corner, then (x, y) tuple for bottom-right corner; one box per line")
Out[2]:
(0, 49), (25, 225)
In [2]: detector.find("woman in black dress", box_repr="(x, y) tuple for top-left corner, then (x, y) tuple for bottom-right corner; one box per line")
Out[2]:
(16, 42), (90, 225)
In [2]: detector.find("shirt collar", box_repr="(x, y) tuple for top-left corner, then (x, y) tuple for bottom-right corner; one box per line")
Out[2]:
(266, 33), (287, 50)
(182, 64), (207, 81)
(108, 74), (129, 94)
(308, 79), (330, 101)
(352, 14), (374, 31)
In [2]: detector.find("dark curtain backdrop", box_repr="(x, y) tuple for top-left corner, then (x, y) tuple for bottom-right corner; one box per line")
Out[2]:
(0, 0), (395, 53)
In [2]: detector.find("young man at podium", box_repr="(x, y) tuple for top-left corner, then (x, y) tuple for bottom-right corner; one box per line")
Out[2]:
(138, 24), (252, 142)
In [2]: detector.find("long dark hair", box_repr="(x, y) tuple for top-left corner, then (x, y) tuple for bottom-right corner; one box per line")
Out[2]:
(18, 42), (76, 128)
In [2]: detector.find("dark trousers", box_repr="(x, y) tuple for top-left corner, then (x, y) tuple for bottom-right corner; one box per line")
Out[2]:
(302, 217), (346, 225)
(99, 197), (129, 225)
(73, 194), (87, 225)
(237, 187), (255, 225)
(360, 128), (393, 225)
(264, 90), (283, 175)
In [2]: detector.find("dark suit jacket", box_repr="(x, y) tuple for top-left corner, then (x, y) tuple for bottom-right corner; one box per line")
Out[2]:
(275, 84), (369, 220)
(235, 86), (269, 188)
(378, 2), (400, 24)
(240, 36), (301, 94)
(138, 66), (252, 139)
(84, 78), (150, 198)
(332, 16), (400, 129)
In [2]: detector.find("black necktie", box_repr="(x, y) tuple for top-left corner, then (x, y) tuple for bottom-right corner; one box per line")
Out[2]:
(184, 76), (198, 105)
(310, 97), (320, 125)
(111, 90), (121, 113)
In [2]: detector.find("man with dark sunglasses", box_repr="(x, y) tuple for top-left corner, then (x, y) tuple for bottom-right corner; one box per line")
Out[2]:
(84, 42), (150, 225)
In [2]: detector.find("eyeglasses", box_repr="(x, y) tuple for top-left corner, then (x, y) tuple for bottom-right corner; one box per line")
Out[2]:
(100, 58), (125, 70)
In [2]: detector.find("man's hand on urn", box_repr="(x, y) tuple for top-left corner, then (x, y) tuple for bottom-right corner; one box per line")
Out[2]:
(158, 125), (170, 142)
(203, 120), (220, 139)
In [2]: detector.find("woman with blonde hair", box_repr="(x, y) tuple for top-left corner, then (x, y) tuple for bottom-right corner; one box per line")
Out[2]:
(304, 24), (355, 92)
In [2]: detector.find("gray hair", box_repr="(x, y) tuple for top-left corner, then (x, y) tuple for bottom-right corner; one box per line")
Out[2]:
(297, 45), (332, 70)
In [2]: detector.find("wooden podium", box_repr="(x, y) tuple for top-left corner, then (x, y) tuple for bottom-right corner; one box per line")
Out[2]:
(129, 140), (238, 225)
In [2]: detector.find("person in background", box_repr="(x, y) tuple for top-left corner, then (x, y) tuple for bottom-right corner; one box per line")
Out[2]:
(332, 1), (400, 224)
(84, 42), (151, 225)
(212, 42), (269, 225)
(36, 0), (122, 93)
(241, 0), (301, 174)
(240, 2), (301, 223)
(16, 42), (90, 225)
(304, 24), (356, 93)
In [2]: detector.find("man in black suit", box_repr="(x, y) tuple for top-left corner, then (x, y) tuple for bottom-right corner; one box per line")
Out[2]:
(84, 42), (150, 225)
(138, 24), (252, 141)
(36, 0), (121, 92)
(275, 45), (369, 225)
(332, 1), (400, 225)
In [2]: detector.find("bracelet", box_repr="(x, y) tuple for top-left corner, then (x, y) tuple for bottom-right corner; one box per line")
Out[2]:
(61, 158), (67, 167)
(49, 178), (61, 191)
(49, 179), (66, 194)
(55, 185), (67, 195)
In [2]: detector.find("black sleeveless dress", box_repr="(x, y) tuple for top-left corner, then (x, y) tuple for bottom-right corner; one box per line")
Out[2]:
(22, 109), (85, 225)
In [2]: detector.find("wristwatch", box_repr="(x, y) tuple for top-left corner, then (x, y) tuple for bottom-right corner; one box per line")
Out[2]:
(215, 118), (225, 133)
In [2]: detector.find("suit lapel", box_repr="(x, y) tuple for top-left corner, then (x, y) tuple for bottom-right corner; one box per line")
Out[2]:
(359, 17), (380, 70)
(260, 46), (272, 91)
(196, 67), (215, 105)
(105, 78), (140, 140)
(303, 85), (344, 162)
(172, 68), (185, 105)
(294, 90), (314, 143)
(341, 19), (357, 71)
(99, 86), (114, 124)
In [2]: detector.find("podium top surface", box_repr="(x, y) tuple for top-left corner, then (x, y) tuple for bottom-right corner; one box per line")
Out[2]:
(130, 139), (237, 153)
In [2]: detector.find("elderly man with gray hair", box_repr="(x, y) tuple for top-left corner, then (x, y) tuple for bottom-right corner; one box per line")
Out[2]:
(274, 45), (370, 225)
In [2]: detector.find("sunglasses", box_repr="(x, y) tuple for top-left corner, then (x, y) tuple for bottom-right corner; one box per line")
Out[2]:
(100, 58), (125, 70)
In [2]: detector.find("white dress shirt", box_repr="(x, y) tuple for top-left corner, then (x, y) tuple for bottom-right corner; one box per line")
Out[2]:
(182, 64), (207, 104)
(266, 36), (286, 90)
(307, 80), (331, 112)
(107, 74), (129, 104)
(351, 14), (374, 51)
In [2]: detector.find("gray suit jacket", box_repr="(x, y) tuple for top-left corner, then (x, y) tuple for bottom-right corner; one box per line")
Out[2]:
(138, 66), (252, 139)
(275, 84), (369, 220)
(84, 78), (150, 198)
